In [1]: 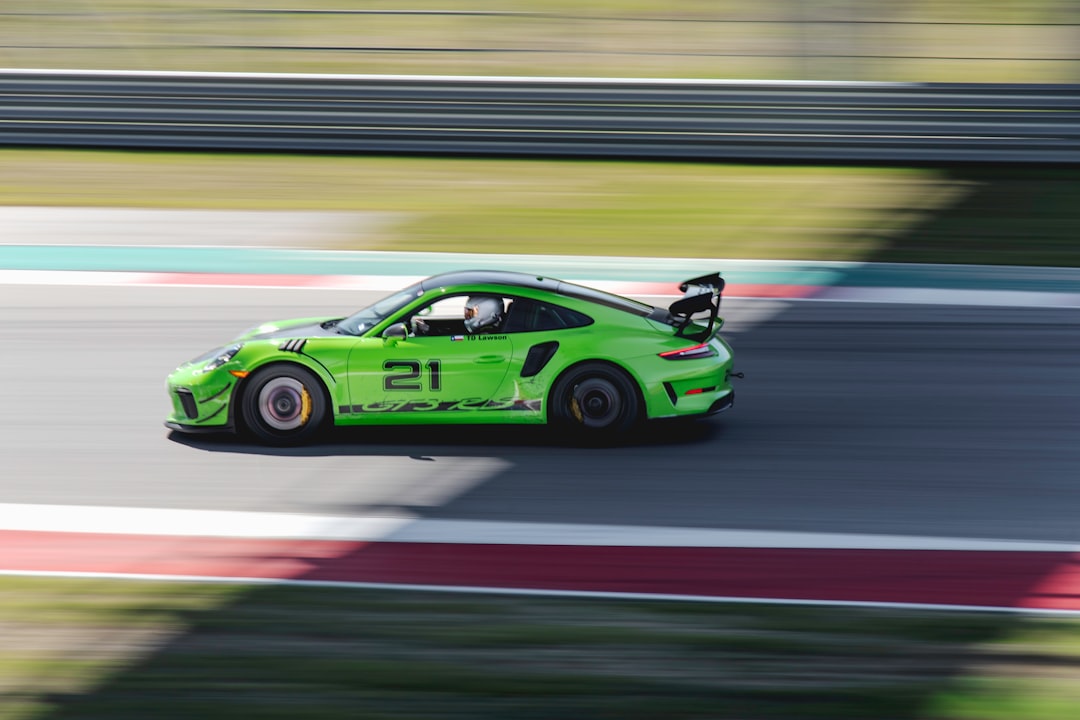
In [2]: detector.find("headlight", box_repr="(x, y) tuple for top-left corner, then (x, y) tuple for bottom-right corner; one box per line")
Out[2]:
(193, 343), (243, 374)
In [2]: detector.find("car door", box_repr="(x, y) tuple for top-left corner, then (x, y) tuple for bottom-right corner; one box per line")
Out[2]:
(344, 296), (513, 418)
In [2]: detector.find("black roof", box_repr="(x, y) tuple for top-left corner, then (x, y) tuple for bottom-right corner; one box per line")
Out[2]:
(420, 269), (653, 317)
(420, 269), (559, 293)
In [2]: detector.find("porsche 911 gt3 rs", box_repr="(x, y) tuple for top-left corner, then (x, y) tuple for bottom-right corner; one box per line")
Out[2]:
(165, 270), (738, 444)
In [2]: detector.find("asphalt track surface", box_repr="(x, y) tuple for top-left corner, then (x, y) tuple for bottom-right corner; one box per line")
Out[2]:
(3, 283), (1079, 546)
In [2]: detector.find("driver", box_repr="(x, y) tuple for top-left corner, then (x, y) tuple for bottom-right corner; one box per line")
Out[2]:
(464, 296), (504, 334)
(410, 295), (504, 336)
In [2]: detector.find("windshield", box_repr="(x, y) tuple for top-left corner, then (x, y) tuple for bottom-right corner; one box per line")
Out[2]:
(336, 284), (423, 336)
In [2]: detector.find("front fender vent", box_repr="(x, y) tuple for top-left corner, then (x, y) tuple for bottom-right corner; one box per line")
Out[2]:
(279, 338), (308, 353)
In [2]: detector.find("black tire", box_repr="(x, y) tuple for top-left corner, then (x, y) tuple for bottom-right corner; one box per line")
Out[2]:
(241, 365), (327, 445)
(549, 362), (641, 442)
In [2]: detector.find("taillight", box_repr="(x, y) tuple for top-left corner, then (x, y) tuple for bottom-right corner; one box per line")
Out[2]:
(658, 342), (716, 360)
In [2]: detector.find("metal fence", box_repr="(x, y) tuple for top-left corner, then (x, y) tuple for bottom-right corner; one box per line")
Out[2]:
(2, 70), (1078, 163)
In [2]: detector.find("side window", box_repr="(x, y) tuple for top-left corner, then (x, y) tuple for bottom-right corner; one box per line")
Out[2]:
(502, 298), (593, 333)
(408, 294), (511, 336)
(545, 304), (592, 330)
(407, 295), (469, 337)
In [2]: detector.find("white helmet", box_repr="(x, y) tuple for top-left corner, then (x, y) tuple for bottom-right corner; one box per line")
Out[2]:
(464, 296), (503, 333)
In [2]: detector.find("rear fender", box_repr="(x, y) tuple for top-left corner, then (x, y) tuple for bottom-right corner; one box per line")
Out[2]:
(546, 359), (645, 422)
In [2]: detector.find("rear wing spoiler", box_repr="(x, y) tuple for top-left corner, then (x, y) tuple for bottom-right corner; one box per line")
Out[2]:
(669, 272), (725, 340)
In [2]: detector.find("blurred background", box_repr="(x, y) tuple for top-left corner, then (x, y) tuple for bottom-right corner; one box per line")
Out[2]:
(3, 0), (1079, 81)
(3, 3), (1080, 267)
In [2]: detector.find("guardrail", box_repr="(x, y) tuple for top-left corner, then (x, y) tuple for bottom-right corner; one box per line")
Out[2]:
(1, 69), (1079, 163)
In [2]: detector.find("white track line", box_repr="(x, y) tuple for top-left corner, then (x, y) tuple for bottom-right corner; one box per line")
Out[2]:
(2, 570), (1078, 616)
(2, 503), (1078, 551)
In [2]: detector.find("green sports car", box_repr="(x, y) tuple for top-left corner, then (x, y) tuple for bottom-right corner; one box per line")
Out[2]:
(165, 270), (738, 444)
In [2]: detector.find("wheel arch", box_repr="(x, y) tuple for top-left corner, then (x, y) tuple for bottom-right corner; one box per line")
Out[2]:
(231, 358), (336, 432)
(545, 358), (645, 425)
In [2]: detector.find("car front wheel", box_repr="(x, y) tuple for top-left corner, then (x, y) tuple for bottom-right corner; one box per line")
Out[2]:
(242, 365), (327, 445)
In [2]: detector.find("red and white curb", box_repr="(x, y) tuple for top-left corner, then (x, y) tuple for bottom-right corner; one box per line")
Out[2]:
(3, 504), (1079, 614)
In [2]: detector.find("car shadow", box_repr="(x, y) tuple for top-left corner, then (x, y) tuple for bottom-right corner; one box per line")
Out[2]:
(165, 417), (726, 457)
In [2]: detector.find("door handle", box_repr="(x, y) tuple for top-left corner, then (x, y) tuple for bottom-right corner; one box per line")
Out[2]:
(475, 355), (505, 364)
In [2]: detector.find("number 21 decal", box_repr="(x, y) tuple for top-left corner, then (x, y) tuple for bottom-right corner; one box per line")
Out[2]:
(383, 359), (442, 391)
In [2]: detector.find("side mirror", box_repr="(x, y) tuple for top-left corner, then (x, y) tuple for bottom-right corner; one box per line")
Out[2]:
(382, 323), (409, 341)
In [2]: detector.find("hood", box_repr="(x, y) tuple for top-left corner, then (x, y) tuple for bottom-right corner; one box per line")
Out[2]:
(236, 317), (344, 341)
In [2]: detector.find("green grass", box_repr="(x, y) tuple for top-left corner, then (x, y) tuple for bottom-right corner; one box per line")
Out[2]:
(2, 577), (1080, 720)
(4, 149), (1080, 267)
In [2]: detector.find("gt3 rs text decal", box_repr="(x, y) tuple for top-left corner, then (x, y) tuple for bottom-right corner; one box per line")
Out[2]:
(339, 397), (541, 414)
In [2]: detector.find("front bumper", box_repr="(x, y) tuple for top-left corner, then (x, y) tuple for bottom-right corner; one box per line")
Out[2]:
(165, 368), (237, 431)
(164, 420), (233, 434)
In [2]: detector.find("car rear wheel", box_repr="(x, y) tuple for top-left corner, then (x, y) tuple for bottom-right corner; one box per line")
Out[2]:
(550, 362), (640, 442)
(242, 365), (327, 445)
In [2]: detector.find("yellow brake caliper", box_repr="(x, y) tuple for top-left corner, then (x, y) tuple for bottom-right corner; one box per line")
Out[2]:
(299, 387), (312, 425)
(570, 386), (583, 423)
